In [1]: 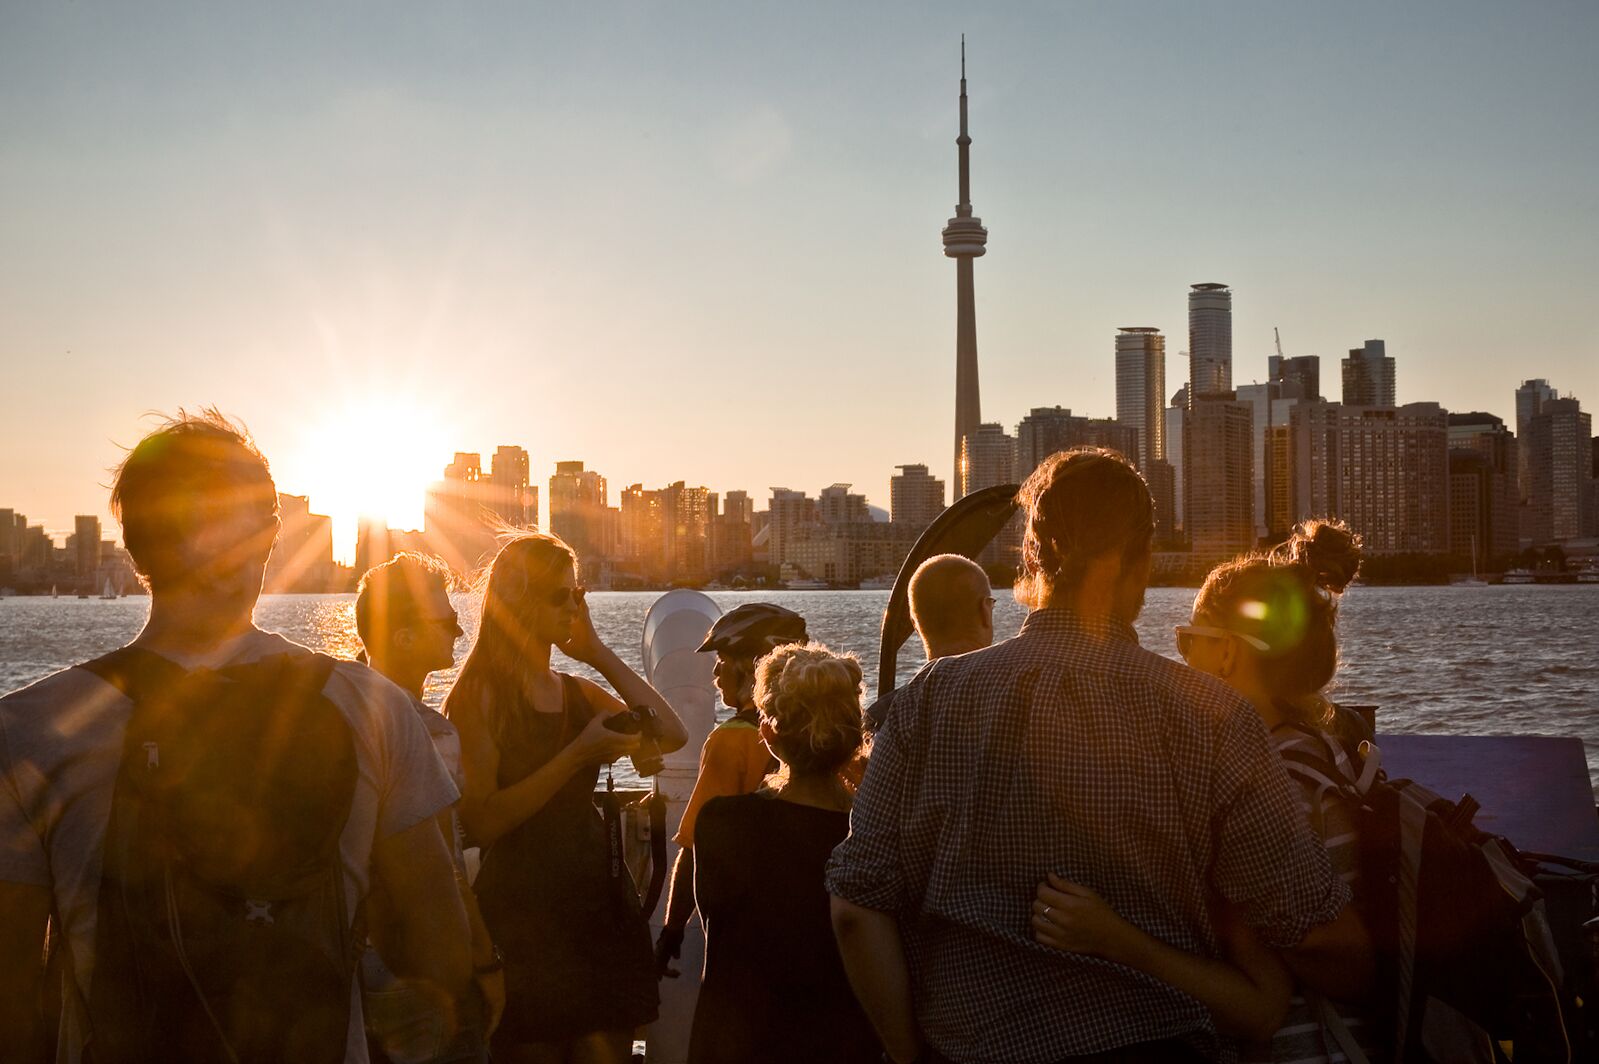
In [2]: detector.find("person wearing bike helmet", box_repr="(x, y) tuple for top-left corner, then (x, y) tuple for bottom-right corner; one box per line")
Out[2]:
(654, 603), (808, 978)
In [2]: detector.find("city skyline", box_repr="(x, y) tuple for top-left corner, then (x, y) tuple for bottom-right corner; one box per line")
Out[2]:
(3, 3), (1597, 553)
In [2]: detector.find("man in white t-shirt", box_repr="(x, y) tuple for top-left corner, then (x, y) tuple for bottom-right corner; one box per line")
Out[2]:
(0, 410), (472, 1063)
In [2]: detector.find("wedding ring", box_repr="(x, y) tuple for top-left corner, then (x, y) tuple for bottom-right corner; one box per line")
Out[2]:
(1042, 905), (1053, 920)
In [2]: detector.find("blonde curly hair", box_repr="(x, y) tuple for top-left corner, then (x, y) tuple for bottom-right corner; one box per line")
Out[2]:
(754, 642), (864, 777)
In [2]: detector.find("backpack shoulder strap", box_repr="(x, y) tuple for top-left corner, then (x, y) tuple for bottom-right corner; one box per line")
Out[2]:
(77, 645), (186, 700)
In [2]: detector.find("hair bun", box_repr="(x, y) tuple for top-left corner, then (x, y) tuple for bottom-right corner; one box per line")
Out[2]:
(1290, 520), (1362, 594)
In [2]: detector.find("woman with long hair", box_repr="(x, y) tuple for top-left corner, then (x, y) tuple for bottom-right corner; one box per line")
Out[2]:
(1032, 520), (1381, 1062)
(686, 643), (880, 1064)
(446, 532), (689, 1064)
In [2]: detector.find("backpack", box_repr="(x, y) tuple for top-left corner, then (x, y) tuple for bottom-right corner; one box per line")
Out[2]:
(79, 647), (360, 1064)
(1278, 714), (1570, 1064)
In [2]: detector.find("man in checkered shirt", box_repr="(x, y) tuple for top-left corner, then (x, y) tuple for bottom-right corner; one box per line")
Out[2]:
(827, 449), (1370, 1064)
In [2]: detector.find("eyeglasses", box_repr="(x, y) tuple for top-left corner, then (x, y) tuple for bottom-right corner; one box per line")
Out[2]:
(545, 585), (587, 608)
(1174, 624), (1271, 657)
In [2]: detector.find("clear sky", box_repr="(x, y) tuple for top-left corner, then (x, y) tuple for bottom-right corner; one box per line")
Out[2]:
(3, 1), (1595, 562)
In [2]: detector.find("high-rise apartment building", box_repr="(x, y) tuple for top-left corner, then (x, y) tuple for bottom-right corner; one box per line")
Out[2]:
(1525, 397), (1593, 544)
(1446, 412), (1518, 565)
(818, 484), (872, 525)
(1287, 402), (1450, 554)
(1187, 283), (1232, 401)
(1515, 379), (1559, 503)
(618, 484), (667, 581)
(549, 461), (611, 571)
(1114, 327), (1165, 471)
(710, 490), (755, 577)
(489, 446), (535, 528)
(959, 423), (1017, 499)
(890, 464), (945, 534)
(1183, 396), (1254, 557)
(661, 482), (714, 582)
(766, 488), (818, 570)
(1237, 382), (1300, 541)
(1265, 424), (1295, 539)
(266, 494), (335, 592)
(1013, 408), (1138, 480)
(0, 509), (18, 569)
(1165, 388), (1187, 532)
(73, 515), (102, 581)
(1268, 354), (1321, 402)
(960, 423), (1020, 569)
(1341, 340), (1396, 407)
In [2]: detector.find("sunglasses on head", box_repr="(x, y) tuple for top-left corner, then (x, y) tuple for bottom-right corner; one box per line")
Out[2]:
(545, 585), (587, 608)
(1174, 624), (1271, 656)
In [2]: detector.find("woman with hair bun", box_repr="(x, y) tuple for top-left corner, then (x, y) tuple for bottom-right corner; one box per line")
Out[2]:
(686, 643), (880, 1064)
(1033, 520), (1383, 1062)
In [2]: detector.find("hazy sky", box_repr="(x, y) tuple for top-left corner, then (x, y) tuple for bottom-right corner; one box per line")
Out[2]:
(3, 1), (1596, 561)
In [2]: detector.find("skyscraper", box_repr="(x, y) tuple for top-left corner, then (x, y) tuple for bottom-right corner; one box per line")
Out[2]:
(1268, 354), (1321, 402)
(959, 423), (1016, 499)
(943, 38), (988, 493)
(1236, 381), (1301, 541)
(1165, 388), (1187, 533)
(549, 461), (611, 569)
(1525, 397), (1593, 544)
(1287, 402), (1451, 554)
(890, 464), (946, 534)
(1114, 327), (1165, 471)
(1515, 378), (1559, 503)
(1187, 283), (1232, 401)
(1013, 407), (1139, 479)
(1447, 412), (1518, 564)
(818, 484), (872, 525)
(1183, 399), (1253, 556)
(960, 422), (1018, 568)
(489, 445), (535, 527)
(1341, 340), (1396, 407)
(73, 515), (101, 581)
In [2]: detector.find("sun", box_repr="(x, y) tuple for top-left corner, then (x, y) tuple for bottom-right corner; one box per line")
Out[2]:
(289, 395), (451, 562)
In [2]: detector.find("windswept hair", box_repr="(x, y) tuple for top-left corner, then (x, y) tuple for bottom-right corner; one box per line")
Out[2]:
(1015, 448), (1153, 607)
(355, 551), (453, 651)
(1193, 519), (1363, 724)
(444, 531), (577, 726)
(754, 643), (864, 778)
(110, 408), (278, 588)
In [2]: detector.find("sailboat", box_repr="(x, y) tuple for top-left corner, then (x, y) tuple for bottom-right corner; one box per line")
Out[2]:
(1457, 534), (1487, 586)
(100, 576), (117, 600)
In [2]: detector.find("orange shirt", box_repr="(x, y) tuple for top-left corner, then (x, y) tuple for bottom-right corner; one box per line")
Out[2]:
(674, 717), (773, 847)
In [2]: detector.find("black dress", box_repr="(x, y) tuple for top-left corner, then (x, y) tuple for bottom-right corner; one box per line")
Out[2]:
(474, 675), (658, 1046)
(687, 793), (880, 1064)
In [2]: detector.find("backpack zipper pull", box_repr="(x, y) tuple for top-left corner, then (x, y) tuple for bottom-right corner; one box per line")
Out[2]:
(143, 741), (160, 769)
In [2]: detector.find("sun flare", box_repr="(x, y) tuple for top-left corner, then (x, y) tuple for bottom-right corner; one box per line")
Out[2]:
(289, 396), (451, 560)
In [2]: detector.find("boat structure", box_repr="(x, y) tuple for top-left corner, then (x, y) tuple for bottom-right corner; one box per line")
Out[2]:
(1502, 568), (1537, 584)
(100, 577), (117, 600)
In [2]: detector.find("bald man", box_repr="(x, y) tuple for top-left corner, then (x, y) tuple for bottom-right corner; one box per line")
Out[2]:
(865, 554), (995, 733)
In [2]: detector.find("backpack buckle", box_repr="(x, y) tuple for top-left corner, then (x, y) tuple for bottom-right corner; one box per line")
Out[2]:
(244, 900), (275, 925)
(143, 741), (160, 769)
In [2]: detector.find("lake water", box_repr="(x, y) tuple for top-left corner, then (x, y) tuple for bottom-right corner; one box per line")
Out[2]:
(3, 586), (1596, 794)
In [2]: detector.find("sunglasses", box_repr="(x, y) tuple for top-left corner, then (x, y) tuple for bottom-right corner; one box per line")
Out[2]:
(1174, 624), (1271, 657)
(545, 585), (587, 608)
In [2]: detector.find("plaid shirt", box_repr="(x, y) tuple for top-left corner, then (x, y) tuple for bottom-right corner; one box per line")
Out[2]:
(826, 608), (1350, 1064)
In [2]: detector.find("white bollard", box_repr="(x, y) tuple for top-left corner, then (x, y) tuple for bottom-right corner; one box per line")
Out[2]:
(639, 591), (721, 1064)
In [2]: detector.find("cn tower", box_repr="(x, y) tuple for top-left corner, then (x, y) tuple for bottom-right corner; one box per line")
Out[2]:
(943, 36), (988, 496)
